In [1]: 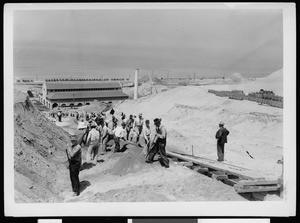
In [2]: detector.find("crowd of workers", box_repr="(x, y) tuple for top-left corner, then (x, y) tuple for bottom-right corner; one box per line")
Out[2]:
(66, 108), (170, 196)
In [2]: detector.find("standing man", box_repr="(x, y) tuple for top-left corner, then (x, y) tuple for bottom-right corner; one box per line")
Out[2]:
(140, 119), (151, 158)
(66, 139), (82, 196)
(57, 110), (62, 122)
(85, 121), (100, 163)
(146, 118), (169, 168)
(125, 114), (134, 140)
(133, 113), (144, 144)
(113, 122), (127, 153)
(100, 120), (113, 154)
(215, 121), (230, 162)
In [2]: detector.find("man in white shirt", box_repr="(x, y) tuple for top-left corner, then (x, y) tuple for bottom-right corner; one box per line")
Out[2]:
(85, 121), (100, 163)
(133, 113), (144, 144)
(113, 122), (127, 153)
(140, 119), (151, 158)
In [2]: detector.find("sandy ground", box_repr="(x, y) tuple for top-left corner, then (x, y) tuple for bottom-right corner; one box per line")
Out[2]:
(13, 69), (283, 202)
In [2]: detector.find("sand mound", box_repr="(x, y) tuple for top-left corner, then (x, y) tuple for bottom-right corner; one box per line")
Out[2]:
(227, 73), (244, 84)
(122, 80), (169, 98)
(108, 147), (146, 176)
(207, 69), (283, 96)
(14, 97), (71, 202)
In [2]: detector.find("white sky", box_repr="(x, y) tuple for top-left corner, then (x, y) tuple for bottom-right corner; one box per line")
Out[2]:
(13, 8), (283, 76)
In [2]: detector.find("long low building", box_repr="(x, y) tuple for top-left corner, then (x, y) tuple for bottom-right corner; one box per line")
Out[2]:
(39, 82), (129, 109)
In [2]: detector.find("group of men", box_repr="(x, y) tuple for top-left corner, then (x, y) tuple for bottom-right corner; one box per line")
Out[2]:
(66, 109), (170, 196)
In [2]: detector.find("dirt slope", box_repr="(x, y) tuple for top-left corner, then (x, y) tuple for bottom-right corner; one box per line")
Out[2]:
(14, 93), (71, 202)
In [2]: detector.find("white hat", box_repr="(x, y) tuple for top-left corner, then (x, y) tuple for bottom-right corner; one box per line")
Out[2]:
(90, 121), (97, 127)
(219, 121), (225, 126)
(77, 122), (87, 129)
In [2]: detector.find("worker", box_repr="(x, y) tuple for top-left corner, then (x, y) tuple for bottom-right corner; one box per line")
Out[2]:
(215, 121), (230, 162)
(146, 118), (169, 168)
(112, 115), (118, 130)
(57, 110), (62, 122)
(125, 114), (134, 140)
(75, 120), (88, 145)
(140, 119), (151, 158)
(66, 138), (82, 196)
(113, 121), (127, 153)
(133, 113), (144, 144)
(99, 120), (113, 155)
(85, 121), (100, 163)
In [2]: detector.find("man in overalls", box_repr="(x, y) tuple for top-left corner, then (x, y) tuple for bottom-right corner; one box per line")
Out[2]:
(146, 118), (169, 168)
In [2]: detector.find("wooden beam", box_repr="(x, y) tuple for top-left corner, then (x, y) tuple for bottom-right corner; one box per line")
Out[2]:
(192, 166), (209, 173)
(237, 179), (279, 186)
(234, 185), (280, 193)
(178, 161), (193, 168)
(212, 174), (228, 181)
(166, 151), (264, 180)
(222, 178), (239, 186)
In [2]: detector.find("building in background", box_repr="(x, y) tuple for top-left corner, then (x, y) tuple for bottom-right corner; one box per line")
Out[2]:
(39, 82), (129, 109)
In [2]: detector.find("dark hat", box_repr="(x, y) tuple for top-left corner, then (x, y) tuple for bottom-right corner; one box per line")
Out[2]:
(154, 118), (161, 124)
(121, 122), (126, 127)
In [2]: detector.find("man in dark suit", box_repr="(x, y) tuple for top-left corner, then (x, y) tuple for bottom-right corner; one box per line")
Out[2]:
(215, 121), (230, 162)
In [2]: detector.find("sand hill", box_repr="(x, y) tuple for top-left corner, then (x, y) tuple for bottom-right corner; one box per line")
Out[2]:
(211, 69), (283, 96)
(14, 93), (71, 202)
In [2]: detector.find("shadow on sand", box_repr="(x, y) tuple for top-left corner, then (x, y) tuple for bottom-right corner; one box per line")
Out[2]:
(80, 162), (96, 171)
(79, 180), (91, 193)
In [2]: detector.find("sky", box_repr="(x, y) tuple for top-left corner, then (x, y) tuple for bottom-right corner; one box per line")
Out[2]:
(13, 8), (283, 79)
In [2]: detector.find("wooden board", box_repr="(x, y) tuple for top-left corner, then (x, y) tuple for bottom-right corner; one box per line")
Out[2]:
(177, 161), (194, 167)
(166, 150), (264, 180)
(222, 178), (239, 186)
(234, 185), (280, 193)
(192, 166), (209, 173)
(237, 179), (279, 186)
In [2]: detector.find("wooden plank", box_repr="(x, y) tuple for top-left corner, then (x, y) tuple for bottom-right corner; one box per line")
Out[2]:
(212, 174), (228, 180)
(166, 150), (264, 180)
(178, 161), (194, 168)
(237, 179), (279, 186)
(192, 166), (209, 173)
(235, 185), (280, 193)
(222, 178), (239, 186)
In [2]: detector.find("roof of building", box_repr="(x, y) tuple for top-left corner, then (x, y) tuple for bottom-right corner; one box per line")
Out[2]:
(47, 90), (129, 100)
(45, 82), (121, 90)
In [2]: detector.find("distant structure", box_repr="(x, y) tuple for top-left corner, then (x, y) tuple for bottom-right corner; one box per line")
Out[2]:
(39, 82), (129, 109)
(134, 69), (139, 100)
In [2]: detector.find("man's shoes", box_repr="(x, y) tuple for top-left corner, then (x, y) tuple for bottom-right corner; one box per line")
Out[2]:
(72, 192), (80, 196)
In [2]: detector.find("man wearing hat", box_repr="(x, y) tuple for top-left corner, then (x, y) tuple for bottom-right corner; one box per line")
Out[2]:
(125, 114), (134, 140)
(215, 121), (230, 162)
(97, 119), (113, 157)
(133, 113), (144, 144)
(85, 121), (100, 163)
(112, 121), (127, 153)
(146, 118), (169, 168)
(66, 138), (82, 196)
